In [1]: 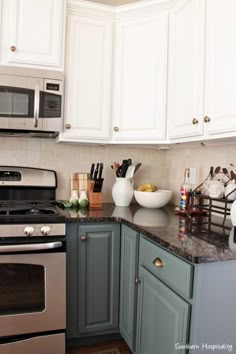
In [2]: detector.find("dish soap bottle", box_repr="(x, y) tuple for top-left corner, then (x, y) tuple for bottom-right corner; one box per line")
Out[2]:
(179, 168), (191, 211)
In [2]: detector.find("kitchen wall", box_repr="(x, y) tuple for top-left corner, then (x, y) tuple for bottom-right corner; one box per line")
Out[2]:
(163, 141), (236, 204)
(1, 136), (236, 205)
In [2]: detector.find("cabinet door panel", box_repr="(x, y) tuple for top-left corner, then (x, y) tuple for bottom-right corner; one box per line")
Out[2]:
(5, 0), (64, 67)
(112, 11), (168, 141)
(205, 0), (236, 135)
(63, 13), (112, 141)
(78, 223), (120, 335)
(167, 0), (205, 139)
(136, 266), (190, 354)
(119, 225), (139, 352)
(66, 223), (79, 339)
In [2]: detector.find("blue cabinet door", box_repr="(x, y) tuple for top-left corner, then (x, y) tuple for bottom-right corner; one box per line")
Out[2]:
(78, 223), (121, 336)
(66, 222), (79, 339)
(119, 225), (139, 352)
(136, 266), (190, 354)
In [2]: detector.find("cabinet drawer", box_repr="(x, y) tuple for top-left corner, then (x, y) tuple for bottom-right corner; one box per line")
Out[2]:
(140, 237), (193, 299)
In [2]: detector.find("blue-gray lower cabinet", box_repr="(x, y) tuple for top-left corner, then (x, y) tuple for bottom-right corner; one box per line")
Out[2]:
(119, 225), (139, 352)
(78, 223), (121, 336)
(135, 236), (191, 354)
(136, 266), (190, 354)
(66, 222), (79, 339)
(66, 222), (121, 339)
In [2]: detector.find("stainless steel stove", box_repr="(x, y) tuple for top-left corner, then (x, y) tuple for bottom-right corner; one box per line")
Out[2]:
(0, 166), (66, 354)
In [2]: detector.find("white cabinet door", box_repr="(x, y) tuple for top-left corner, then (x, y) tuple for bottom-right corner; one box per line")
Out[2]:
(112, 10), (168, 142)
(167, 0), (205, 140)
(1, 0), (65, 68)
(168, 0), (236, 142)
(0, 0), (2, 63)
(61, 6), (112, 142)
(204, 0), (236, 137)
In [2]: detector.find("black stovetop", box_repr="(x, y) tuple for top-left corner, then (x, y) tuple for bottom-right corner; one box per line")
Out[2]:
(0, 201), (65, 223)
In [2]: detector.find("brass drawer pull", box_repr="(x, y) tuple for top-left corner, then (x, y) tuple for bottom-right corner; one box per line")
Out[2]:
(65, 123), (71, 129)
(10, 45), (16, 52)
(192, 118), (199, 125)
(153, 257), (163, 267)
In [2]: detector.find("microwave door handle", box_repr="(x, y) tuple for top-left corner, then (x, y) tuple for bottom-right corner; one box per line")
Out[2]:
(34, 80), (40, 128)
(0, 241), (63, 253)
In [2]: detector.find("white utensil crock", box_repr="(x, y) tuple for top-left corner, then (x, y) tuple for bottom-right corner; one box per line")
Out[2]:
(112, 178), (134, 207)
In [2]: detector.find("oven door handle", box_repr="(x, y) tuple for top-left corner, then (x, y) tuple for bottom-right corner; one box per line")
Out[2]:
(0, 241), (63, 253)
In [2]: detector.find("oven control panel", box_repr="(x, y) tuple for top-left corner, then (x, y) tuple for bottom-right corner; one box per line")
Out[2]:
(0, 224), (65, 238)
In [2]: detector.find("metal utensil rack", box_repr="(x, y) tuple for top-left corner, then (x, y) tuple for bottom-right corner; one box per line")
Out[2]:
(188, 191), (235, 237)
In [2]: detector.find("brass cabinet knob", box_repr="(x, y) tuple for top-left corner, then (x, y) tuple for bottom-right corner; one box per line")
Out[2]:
(10, 45), (16, 52)
(65, 123), (71, 129)
(135, 277), (141, 284)
(203, 116), (211, 123)
(153, 257), (163, 267)
(80, 235), (87, 241)
(192, 118), (199, 125)
(113, 126), (119, 132)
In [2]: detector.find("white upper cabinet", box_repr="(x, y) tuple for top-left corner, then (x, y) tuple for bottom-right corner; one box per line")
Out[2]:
(0, 0), (65, 69)
(60, 0), (169, 144)
(204, 0), (236, 137)
(61, 2), (113, 142)
(112, 7), (168, 143)
(167, 0), (205, 140)
(167, 0), (236, 142)
(0, 1), (2, 63)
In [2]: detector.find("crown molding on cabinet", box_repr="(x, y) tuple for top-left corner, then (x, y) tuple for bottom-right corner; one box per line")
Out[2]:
(67, 0), (170, 19)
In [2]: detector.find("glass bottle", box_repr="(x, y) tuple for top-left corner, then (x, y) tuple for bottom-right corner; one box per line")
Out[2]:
(179, 168), (191, 210)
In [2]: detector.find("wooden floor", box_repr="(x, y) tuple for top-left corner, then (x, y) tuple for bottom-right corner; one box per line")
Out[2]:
(67, 339), (132, 354)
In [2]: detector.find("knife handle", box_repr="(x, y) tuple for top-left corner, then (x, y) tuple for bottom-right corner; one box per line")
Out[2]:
(89, 163), (95, 180)
(99, 163), (104, 179)
(94, 163), (99, 180)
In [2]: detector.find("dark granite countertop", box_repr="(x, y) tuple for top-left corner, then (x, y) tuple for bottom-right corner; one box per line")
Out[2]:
(59, 203), (236, 264)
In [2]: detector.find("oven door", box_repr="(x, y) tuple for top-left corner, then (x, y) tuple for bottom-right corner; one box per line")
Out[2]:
(0, 333), (65, 354)
(0, 243), (65, 337)
(0, 75), (44, 131)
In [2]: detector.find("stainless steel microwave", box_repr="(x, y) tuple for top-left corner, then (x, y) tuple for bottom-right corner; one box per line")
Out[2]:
(0, 66), (64, 138)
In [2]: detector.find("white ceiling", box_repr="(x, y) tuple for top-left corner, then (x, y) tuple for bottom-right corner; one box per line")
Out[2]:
(85, 0), (146, 6)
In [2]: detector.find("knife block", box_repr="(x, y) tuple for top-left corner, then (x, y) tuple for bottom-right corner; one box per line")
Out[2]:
(88, 180), (102, 209)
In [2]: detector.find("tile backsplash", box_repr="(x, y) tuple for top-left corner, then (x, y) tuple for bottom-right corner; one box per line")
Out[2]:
(1, 136), (236, 205)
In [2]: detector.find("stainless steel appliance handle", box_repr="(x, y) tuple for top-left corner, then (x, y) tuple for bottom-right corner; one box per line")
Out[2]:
(0, 241), (63, 253)
(34, 80), (40, 128)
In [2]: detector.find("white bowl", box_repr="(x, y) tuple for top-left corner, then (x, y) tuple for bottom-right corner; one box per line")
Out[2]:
(134, 189), (172, 209)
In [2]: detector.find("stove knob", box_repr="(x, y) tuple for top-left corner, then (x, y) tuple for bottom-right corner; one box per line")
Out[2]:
(24, 226), (34, 236)
(40, 226), (51, 236)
